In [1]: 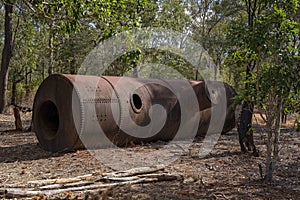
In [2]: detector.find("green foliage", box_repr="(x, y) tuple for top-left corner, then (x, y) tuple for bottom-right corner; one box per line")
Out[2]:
(2, 0), (299, 113)
(225, 0), (299, 109)
(224, 0), (299, 182)
(7, 9), (47, 104)
(2, 0), (196, 104)
(139, 49), (197, 79)
(154, 0), (190, 31)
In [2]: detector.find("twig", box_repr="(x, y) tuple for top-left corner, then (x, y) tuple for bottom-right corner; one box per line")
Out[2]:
(39, 180), (95, 190)
(102, 165), (165, 177)
(27, 173), (99, 187)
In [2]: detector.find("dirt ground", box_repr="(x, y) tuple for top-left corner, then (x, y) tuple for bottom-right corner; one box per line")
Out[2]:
(0, 112), (299, 200)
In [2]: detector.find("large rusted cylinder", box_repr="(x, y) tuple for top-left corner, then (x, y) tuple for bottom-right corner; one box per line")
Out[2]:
(33, 74), (236, 152)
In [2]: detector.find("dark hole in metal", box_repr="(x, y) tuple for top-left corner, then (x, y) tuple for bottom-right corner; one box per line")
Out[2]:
(38, 101), (59, 139)
(132, 94), (142, 111)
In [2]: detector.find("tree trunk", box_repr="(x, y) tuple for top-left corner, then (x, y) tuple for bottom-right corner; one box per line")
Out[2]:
(13, 106), (23, 131)
(237, 0), (258, 154)
(238, 0), (258, 141)
(0, 2), (13, 113)
(238, 64), (258, 156)
(132, 62), (139, 78)
(238, 101), (258, 156)
(265, 97), (282, 182)
(265, 121), (273, 181)
(11, 78), (17, 105)
(48, 30), (54, 76)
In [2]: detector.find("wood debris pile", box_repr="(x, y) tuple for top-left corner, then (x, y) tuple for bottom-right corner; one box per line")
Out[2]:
(0, 165), (182, 198)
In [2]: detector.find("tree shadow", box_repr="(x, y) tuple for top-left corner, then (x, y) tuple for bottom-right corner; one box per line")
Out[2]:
(195, 150), (243, 160)
(0, 143), (65, 163)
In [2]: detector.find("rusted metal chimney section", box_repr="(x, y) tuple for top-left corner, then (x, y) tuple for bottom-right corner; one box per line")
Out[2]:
(33, 74), (236, 152)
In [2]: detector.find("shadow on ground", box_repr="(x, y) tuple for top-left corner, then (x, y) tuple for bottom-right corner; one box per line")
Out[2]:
(0, 142), (65, 163)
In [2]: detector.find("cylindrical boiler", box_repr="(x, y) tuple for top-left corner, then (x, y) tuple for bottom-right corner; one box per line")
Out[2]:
(32, 74), (235, 152)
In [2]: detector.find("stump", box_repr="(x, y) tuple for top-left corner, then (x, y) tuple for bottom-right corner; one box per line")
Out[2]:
(13, 107), (23, 131)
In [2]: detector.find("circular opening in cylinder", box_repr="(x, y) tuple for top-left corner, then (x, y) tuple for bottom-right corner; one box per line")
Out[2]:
(131, 93), (143, 113)
(37, 101), (59, 139)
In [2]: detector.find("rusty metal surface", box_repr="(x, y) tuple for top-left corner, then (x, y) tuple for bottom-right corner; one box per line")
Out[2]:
(33, 74), (236, 152)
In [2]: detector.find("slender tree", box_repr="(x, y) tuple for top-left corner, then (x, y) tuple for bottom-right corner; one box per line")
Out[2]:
(0, 0), (14, 113)
(226, 0), (299, 181)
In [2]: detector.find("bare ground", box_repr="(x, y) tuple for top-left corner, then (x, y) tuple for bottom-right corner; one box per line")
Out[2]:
(0, 113), (299, 199)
